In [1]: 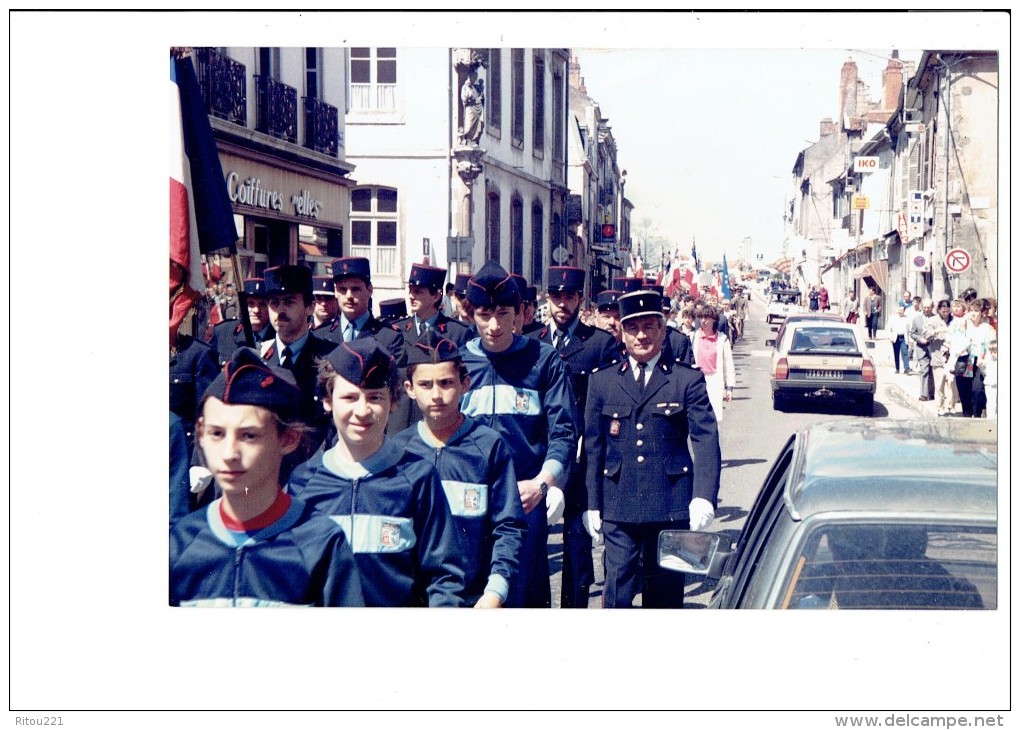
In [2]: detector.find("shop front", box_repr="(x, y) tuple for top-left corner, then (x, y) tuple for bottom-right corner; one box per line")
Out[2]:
(217, 143), (352, 282)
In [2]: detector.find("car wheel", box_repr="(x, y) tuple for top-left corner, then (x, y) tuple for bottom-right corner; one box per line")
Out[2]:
(773, 391), (787, 412)
(857, 394), (875, 416)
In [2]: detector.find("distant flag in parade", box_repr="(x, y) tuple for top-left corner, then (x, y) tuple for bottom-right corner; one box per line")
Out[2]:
(722, 253), (732, 299)
(632, 245), (644, 280)
(170, 52), (238, 346)
(691, 239), (700, 273)
(684, 239), (699, 299)
(667, 246), (682, 297)
(655, 251), (667, 286)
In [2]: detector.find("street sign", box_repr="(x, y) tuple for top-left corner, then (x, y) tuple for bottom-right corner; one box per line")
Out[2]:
(601, 223), (616, 241)
(852, 195), (869, 210)
(551, 245), (570, 264)
(910, 252), (931, 272)
(945, 248), (971, 274)
(854, 156), (880, 173)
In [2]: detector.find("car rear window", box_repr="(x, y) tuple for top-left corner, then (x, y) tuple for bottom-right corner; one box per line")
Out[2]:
(781, 524), (997, 610)
(788, 327), (861, 354)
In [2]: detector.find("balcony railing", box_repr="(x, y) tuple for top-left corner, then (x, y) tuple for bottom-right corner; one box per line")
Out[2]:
(303, 96), (339, 157)
(255, 74), (297, 143)
(194, 48), (246, 126)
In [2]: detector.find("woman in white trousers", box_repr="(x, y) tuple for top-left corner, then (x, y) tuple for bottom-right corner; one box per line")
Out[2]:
(692, 304), (736, 423)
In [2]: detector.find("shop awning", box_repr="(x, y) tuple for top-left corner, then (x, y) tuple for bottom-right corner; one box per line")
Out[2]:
(853, 260), (888, 293)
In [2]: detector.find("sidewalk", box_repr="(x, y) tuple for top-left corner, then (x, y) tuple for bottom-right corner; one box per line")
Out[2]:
(862, 329), (945, 418)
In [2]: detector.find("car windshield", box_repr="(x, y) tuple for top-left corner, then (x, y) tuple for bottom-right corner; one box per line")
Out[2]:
(772, 292), (800, 304)
(783, 523), (997, 610)
(787, 327), (860, 354)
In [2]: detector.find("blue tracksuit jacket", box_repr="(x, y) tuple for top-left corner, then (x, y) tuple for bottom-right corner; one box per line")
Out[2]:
(170, 494), (365, 607)
(390, 417), (526, 605)
(288, 439), (466, 607)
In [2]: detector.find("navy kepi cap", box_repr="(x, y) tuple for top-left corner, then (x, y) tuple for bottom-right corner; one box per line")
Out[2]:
(330, 257), (372, 283)
(264, 265), (312, 301)
(324, 338), (396, 391)
(618, 290), (664, 322)
(547, 266), (586, 293)
(242, 278), (268, 298)
(312, 276), (335, 296)
(203, 348), (301, 421)
(596, 290), (622, 311)
(407, 329), (462, 366)
(454, 273), (472, 296)
(378, 298), (407, 321)
(408, 264), (447, 290)
(616, 277), (646, 294)
(467, 259), (521, 308)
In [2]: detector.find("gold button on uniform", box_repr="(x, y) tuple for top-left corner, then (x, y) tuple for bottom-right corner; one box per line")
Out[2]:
(636, 423), (644, 431)
(636, 440), (644, 447)
(637, 455), (645, 463)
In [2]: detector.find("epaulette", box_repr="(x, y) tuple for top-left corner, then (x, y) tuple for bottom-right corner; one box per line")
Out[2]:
(329, 319), (340, 333)
(540, 326), (550, 338)
(617, 361), (630, 374)
(403, 320), (413, 332)
(262, 345), (275, 360)
(234, 321), (243, 335)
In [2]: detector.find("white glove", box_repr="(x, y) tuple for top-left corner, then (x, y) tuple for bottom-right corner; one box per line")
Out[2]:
(688, 498), (715, 531)
(545, 486), (565, 526)
(189, 466), (214, 495)
(582, 510), (604, 546)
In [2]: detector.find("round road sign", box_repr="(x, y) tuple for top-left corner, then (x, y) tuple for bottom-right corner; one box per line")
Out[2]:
(945, 248), (971, 274)
(551, 245), (570, 264)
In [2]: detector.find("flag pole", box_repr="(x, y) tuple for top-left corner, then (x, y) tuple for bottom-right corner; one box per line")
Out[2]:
(228, 251), (255, 347)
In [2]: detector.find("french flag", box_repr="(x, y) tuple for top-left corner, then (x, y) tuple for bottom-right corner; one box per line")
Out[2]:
(170, 53), (237, 345)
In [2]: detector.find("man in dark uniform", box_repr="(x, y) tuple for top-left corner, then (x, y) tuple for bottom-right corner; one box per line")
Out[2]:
(310, 275), (341, 333)
(452, 272), (474, 326)
(595, 289), (623, 343)
(259, 264), (338, 457)
(391, 263), (471, 346)
(170, 328), (219, 453)
(528, 266), (620, 608)
(617, 279), (694, 367)
(584, 290), (721, 608)
(322, 257), (405, 362)
(208, 278), (275, 366)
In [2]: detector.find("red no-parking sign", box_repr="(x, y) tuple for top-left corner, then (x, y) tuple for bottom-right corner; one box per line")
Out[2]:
(945, 248), (971, 273)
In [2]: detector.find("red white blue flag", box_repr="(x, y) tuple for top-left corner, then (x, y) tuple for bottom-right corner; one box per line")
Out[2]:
(170, 52), (237, 344)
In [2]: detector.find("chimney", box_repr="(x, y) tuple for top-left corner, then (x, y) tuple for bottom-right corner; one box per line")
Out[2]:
(839, 57), (859, 120)
(820, 118), (836, 137)
(883, 50), (905, 111)
(569, 56), (585, 93)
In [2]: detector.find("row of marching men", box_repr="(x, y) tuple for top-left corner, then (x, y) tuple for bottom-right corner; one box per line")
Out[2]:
(170, 256), (721, 607)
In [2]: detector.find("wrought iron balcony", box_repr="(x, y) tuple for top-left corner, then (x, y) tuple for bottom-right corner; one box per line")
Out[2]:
(303, 96), (339, 157)
(194, 48), (246, 126)
(255, 74), (297, 144)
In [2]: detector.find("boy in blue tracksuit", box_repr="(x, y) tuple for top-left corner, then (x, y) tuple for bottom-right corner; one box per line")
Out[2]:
(391, 329), (526, 607)
(170, 348), (364, 607)
(288, 338), (466, 607)
(459, 259), (578, 608)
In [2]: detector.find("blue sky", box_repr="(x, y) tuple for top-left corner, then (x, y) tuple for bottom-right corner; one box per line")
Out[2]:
(572, 46), (923, 266)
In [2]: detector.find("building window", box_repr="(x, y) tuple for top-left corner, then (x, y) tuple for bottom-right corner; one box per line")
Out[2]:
(531, 202), (544, 286)
(350, 186), (398, 275)
(305, 47), (321, 99)
(511, 49), (525, 145)
(486, 191), (501, 262)
(257, 47), (281, 80)
(511, 196), (524, 275)
(533, 54), (545, 154)
(552, 67), (564, 162)
(487, 49), (501, 132)
(349, 47), (396, 111)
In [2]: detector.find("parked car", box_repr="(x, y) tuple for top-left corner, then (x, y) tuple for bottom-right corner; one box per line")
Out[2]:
(766, 288), (803, 324)
(767, 319), (876, 414)
(658, 418), (998, 609)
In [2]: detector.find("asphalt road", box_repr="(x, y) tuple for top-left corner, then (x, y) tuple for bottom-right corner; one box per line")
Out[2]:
(547, 292), (926, 609)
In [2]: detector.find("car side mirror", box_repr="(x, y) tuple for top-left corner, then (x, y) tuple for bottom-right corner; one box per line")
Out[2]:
(765, 338), (776, 347)
(658, 530), (732, 579)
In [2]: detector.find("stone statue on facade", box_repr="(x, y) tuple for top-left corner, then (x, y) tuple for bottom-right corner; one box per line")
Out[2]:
(454, 48), (486, 148)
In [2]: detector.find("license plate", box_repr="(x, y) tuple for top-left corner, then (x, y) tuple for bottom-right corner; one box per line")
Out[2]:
(807, 370), (844, 379)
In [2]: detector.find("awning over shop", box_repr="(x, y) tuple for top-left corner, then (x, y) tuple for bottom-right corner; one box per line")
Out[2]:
(853, 260), (888, 293)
